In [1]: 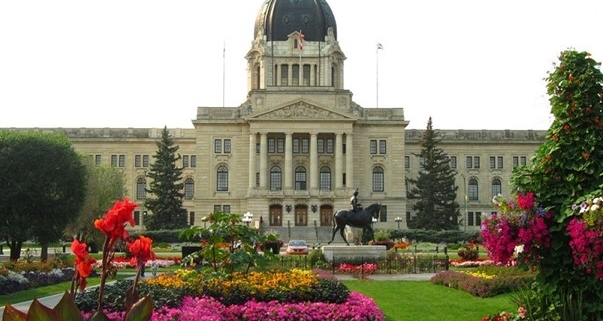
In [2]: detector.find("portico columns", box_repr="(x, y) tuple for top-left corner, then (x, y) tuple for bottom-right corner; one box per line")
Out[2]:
(335, 133), (343, 189)
(248, 133), (256, 189)
(310, 132), (318, 190)
(345, 133), (353, 189)
(284, 133), (293, 189)
(259, 133), (268, 189)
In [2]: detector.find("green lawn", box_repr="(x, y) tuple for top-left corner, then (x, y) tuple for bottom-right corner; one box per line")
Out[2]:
(344, 280), (516, 321)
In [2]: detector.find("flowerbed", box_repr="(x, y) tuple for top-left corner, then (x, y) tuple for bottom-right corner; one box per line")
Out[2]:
(75, 269), (385, 320)
(449, 259), (494, 268)
(430, 269), (534, 297)
(0, 260), (75, 295)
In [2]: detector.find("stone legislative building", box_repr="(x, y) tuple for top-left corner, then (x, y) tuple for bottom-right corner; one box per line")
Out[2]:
(4, 0), (547, 241)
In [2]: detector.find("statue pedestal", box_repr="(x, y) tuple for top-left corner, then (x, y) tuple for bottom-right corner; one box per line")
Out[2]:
(321, 245), (387, 263)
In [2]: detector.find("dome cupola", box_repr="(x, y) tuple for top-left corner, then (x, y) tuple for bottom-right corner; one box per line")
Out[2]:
(254, 0), (337, 42)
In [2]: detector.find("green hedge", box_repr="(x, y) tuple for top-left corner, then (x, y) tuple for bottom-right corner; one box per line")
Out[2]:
(389, 229), (480, 244)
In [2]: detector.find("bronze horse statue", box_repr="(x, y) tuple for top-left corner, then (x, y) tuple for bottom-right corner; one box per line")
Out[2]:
(327, 203), (381, 246)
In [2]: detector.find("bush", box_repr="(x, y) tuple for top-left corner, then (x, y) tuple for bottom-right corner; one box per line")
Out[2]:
(430, 269), (534, 297)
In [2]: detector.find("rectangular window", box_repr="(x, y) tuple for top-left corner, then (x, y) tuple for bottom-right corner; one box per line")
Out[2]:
(214, 139), (222, 153)
(224, 139), (231, 153)
(292, 64), (299, 85)
(467, 212), (474, 226)
(135, 155), (141, 168)
(301, 138), (309, 153)
(405, 156), (410, 169)
(317, 138), (324, 154)
(450, 156), (457, 169)
(303, 64), (310, 85)
(111, 155), (118, 167)
(118, 155), (125, 168)
(268, 138), (276, 153)
(326, 138), (334, 154)
(143, 155), (149, 167)
(466, 156), (472, 169)
(513, 156), (519, 167)
(95, 155), (102, 165)
(223, 205), (231, 213)
(380, 205), (387, 222)
(370, 140), (378, 154)
(419, 156), (425, 167)
(213, 205), (221, 213)
(256, 172), (260, 187)
(520, 156), (527, 166)
(379, 140), (387, 154)
(490, 156), (496, 169)
(190, 155), (196, 167)
(276, 138), (284, 153)
(134, 211), (140, 225)
(497, 156), (503, 169)
(474, 156), (480, 169)
(183, 155), (189, 168)
(475, 213), (482, 226)
(468, 184), (478, 201)
(293, 138), (300, 153)
(281, 64), (288, 86)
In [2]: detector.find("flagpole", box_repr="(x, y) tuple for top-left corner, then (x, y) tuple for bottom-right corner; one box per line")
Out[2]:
(222, 41), (226, 108)
(376, 44), (379, 108)
(376, 43), (383, 108)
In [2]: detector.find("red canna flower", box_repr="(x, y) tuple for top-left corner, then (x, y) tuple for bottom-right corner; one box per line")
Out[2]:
(127, 235), (156, 266)
(94, 197), (137, 241)
(70, 239), (97, 291)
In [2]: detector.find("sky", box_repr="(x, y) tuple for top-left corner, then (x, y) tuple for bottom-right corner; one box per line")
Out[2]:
(2, 0), (603, 130)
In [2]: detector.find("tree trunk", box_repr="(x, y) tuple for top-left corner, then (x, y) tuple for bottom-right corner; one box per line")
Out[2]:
(9, 240), (23, 261)
(40, 243), (49, 262)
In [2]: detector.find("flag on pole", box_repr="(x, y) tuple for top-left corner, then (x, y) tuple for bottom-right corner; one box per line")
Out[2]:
(298, 30), (304, 51)
(376, 43), (383, 50)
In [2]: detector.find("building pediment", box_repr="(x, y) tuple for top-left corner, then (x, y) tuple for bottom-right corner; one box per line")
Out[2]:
(250, 101), (353, 121)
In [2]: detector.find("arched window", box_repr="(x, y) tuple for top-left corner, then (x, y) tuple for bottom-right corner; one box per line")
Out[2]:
(320, 166), (331, 190)
(184, 178), (194, 200)
(491, 178), (502, 198)
(270, 166), (282, 191)
(372, 166), (384, 192)
(136, 177), (146, 200)
(295, 166), (306, 190)
(468, 178), (479, 201)
(217, 166), (228, 191)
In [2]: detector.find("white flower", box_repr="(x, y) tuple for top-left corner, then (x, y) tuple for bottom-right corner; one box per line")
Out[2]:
(590, 204), (600, 212)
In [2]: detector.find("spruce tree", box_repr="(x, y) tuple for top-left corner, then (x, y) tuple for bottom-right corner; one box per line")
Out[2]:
(406, 117), (460, 230)
(144, 126), (188, 230)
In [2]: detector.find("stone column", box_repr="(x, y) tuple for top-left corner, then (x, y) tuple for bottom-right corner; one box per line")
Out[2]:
(248, 132), (257, 189)
(345, 133), (353, 189)
(284, 132), (293, 190)
(260, 133), (268, 189)
(310, 132), (318, 190)
(335, 132), (343, 189)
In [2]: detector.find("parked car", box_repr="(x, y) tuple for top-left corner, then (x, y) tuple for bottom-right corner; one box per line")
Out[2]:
(286, 240), (309, 255)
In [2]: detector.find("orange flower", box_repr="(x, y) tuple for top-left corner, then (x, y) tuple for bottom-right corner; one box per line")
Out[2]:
(70, 239), (97, 290)
(94, 197), (137, 240)
(127, 235), (156, 266)
(583, 152), (590, 160)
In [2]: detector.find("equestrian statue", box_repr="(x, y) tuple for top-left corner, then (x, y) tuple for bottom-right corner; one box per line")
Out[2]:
(328, 189), (381, 245)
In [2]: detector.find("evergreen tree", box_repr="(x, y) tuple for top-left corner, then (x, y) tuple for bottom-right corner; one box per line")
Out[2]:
(406, 117), (460, 230)
(144, 126), (188, 230)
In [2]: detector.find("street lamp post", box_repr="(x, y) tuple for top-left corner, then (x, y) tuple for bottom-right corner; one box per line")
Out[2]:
(394, 217), (402, 230)
(460, 174), (468, 232)
(243, 211), (253, 227)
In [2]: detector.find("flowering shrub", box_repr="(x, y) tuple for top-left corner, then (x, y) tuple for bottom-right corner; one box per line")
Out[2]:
(457, 241), (479, 260)
(567, 195), (603, 278)
(481, 192), (552, 265)
(480, 308), (527, 321)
